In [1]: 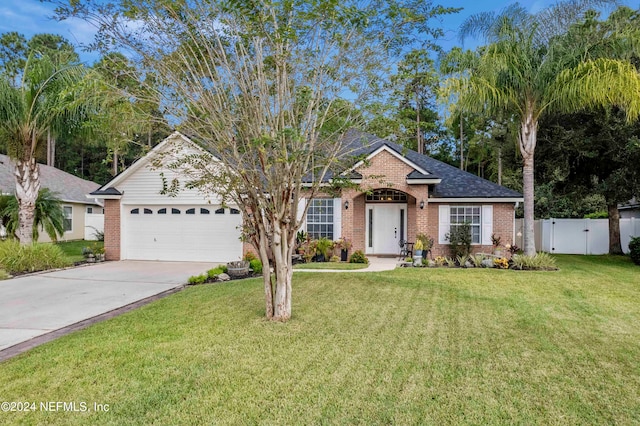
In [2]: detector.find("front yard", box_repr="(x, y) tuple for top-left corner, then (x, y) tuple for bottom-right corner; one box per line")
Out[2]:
(1, 255), (638, 424)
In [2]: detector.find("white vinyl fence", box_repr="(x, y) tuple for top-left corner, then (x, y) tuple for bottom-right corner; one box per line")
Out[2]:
(515, 218), (640, 254)
(84, 211), (105, 241)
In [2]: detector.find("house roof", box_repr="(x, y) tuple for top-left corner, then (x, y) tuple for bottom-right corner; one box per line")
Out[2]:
(340, 129), (523, 199)
(0, 153), (102, 205)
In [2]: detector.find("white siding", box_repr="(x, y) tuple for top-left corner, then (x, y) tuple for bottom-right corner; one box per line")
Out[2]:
(119, 143), (223, 205)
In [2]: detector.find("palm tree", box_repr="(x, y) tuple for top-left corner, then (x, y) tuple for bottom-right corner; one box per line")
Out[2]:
(443, 1), (640, 255)
(2, 188), (65, 242)
(0, 52), (86, 244)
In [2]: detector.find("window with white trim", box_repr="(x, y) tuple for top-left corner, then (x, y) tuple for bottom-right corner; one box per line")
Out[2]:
(450, 206), (481, 244)
(63, 206), (73, 232)
(306, 198), (334, 239)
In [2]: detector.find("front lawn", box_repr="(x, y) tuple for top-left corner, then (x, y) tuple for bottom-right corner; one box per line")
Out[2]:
(293, 262), (368, 270)
(1, 255), (639, 424)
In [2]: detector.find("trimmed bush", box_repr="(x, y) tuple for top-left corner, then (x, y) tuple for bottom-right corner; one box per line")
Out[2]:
(207, 267), (225, 280)
(188, 274), (208, 285)
(0, 240), (71, 274)
(250, 259), (263, 274)
(349, 250), (368, 264)
(510, 252), (558, 271)
(629, 236), (640, 265)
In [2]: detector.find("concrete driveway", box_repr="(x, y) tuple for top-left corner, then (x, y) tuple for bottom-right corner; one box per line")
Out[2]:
(0, 261), (213, 357)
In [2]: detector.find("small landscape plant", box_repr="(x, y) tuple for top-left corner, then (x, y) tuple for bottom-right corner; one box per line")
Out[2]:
(510, 252), (558, 270)
(188, 273), (208, 285)
(329, 255), (340, 263)
(456, 254), (469, 267)
(0, 240), (71, 274)
(207, 267), (225, 280)
(315, 237), (333, 261)
(491, 233), (502, 248)
(444, 257), (456, 267)
(405, 257), (413, 263)
(349, 250), (368, 264)
(494, 257), (509, 269)
(416, 233), (434, 251)
(446, 223), (472, 258)
(250, 258), (263, 274)
(243, 251), (258, 262)
(471, 253), (485, 268)
(629, 236), (640, 265)
(0, 269), (9, 280)
(434, 256), (446, 266)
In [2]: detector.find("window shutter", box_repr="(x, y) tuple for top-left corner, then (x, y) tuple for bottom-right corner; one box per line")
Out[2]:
(438, 205), (450, 244)
(333, 198), (342, 239)
(481, 205), (493, 245)
(297, 198), (307, 230)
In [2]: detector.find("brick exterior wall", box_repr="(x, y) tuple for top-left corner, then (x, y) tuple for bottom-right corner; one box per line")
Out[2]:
(427, 202), (515, 257)
(300, 148), (517, 258)
(104, 199), (121, 261)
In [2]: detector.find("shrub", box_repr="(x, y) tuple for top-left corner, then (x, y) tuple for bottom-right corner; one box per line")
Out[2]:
(471, 253), (485, 268)
(329, 255), (340, 263)
(243, 251), (258, 262)
(219, 264), (228, 273)
(434, 256), (446, 266)
(629, 236), (640, 265)
(510, 253), (558, 270)
(494, 257), (509, 269)
(0, 240), (71, 274)
(456, 254), (469, 267)
(584, 211), (608, 219)
(404, 257), (413, 263)
(250, 258), (263, 274)
(444, 257), (456, 267)
(446, 223), (472, 258)
(315, 237), (333, 261)
(188, 273), (208, 285)
(416, 233), (434, 251)
(207, 267), (224, 280)
(349, 250), (368, 264)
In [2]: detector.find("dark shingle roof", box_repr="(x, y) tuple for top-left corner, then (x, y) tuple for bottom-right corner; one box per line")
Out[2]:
(90, 187), (122, 196)
(341, 129), (522, 199)
(0, 153), (102, 205)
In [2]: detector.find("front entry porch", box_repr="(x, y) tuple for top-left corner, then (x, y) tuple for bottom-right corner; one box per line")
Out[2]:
(365, 203), (407, 255)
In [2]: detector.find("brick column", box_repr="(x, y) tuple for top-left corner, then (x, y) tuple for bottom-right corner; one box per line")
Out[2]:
(104, 199), (121, 260)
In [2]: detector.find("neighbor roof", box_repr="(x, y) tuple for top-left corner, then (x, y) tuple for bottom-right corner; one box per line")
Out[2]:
(0, 153), (102, 205)
(339, 129), (523, 199)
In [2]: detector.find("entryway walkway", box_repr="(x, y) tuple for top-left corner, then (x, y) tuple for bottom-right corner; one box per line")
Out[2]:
(293, 256), (399, 273)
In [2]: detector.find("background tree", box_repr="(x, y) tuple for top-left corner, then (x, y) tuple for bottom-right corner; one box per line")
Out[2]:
(443, 1), (640, 255)
(55, 0), (457, 321)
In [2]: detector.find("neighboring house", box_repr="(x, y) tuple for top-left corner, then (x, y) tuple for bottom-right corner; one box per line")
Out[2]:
(92, 130), (523, 262)
(619, 198), (640, 219)
(0, 153), (104, 242)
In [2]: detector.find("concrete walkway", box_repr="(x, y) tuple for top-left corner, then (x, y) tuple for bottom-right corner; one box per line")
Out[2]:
(0, 261), (213, 360)
(293, 256), (400, 273)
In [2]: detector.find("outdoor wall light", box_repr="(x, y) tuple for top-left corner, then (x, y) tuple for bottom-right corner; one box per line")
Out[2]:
(419, 200), (425, 209)
(344, 200), (349, 210)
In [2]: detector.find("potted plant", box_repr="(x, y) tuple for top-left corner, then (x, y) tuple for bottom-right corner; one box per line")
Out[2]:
(334, 238), (352, 261)
(414, 238), (424, 257)
(416, 233), (434, 256)
(491, 233), (503, 256)
(315, 237), (333, 262)
(227, 260), (250, 278)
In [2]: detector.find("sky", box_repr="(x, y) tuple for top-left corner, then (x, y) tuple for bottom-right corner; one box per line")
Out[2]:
(0, 0), (639, 65)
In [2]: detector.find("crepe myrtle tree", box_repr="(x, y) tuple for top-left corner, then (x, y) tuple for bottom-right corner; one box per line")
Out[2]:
(53, 0), (456, 320)
(442, 1), (640, 256)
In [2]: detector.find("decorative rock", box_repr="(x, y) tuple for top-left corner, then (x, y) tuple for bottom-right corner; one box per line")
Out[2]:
(481, 259), (494, 268)
(465, 261), (473, 268)
(217, 273), (231, 281)
(427, 260), (436, 267)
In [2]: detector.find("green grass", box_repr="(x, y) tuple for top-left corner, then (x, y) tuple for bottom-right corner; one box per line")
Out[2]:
(54, 240), (103, 263)
(1, 255), (639, 424)
(293, 262), (369, 270)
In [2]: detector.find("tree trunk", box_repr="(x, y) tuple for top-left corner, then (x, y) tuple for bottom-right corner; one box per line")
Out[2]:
(519, 111), (538, 256)
(608, 203), (623, 254)
(14, 158), (40, 244)
(459, 113), (464, 170)
(258, 233), (274, 319)
(497, 146), (502, 186)
(416, 89), (422, 155)
(113, 149), (118, 176)
(270, 220), (293, 321)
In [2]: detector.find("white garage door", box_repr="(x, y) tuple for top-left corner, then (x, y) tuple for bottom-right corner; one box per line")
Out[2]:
(123, 205), (243, 262)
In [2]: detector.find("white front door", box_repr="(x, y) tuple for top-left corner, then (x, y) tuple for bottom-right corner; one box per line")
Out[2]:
(365, 204), (407, 254)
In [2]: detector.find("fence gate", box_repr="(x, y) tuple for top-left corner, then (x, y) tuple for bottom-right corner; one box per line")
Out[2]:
(542, 219), (610, 255)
